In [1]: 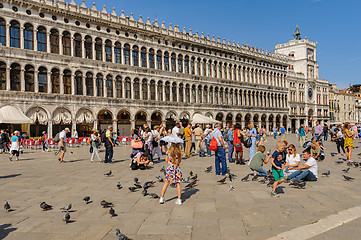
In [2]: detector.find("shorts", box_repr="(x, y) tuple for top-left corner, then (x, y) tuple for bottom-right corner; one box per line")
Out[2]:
(59, 145), (66, 153)
(11, 150), (19, 157)
(272, 168), (284, 181)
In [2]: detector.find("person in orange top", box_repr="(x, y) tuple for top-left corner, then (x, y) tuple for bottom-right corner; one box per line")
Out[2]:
(184, 124), (192, 157)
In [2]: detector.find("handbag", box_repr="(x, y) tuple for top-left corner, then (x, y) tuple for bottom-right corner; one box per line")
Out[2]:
(152, 139), (158, 147)
(243, 137), (252, 148)
(131, 139), (143, 149)
(209, 137), (218, 151)
(235, 143), (242, 148)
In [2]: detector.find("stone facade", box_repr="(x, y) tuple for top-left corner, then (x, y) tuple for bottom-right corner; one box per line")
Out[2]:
(338, 89), (356, 124)
(329, 84), (340, 124)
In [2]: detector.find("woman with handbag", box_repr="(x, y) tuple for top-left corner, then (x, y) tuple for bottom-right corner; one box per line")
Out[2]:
(233, 124), (245, 164)
(142, 128), (154, 163)
(131, 129), (143, 152)
(152, 125), (162, 162)
(90, 130), (102, 162)
(247, 124), (258, 161)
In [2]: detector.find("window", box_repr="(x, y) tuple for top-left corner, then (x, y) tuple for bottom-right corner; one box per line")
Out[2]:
(164, 52), (169, 71)
(156, 50), (162, 70)
(124, 44), (130, 65)
(75, 71), (83, 95)
(10, 20), (20, 48)
(191, 85), (196, 103)
(51, 68), (60, 93)
(178, 55), (183, 73)
(50, 29), (59, 53)
(132, 46), (139, 66)
(185, 85), (190, 103)
(202, 60), (206, 76)
(24, 65), (34, 92)
(165, 82), (170, 101)
(142, 79), (148, 100)
(190, 58), (195, 74)
(37, 26), (46, 52)
(85, 72), (93, 96)
(184, 56), (189, 74)
(208, 61), (211, 77)
(114, 42), (121, 63)
(0, 62), (5, 90)
(209, 88), (213, 104)
(125, 78), (131, 99)
(197, 59), (201, 75)
(149, 49), (154, 69)
(106, 75), (113, 97)
(141, 47), (147, 67)
(150, 80), (155, 100)
(171, 53), (176, 72)
(115, 76), (122, 98)
(172, 83), (177, 102)
(215, 89), (218, 104)
(62, 31), (71, 56)
(0, 18), (5, 46)
(133, 79), (140, 99)
(10, 63), (21, 91)
(74, 33), (82, 57)
(96, 73), (103, 97)
(105, 40), (112, 62)
(63, 70), (71, 94)
(95, 38), (102, 61)
(24, 23), (33, 50)
(38, 67), (47, 93)
(197, 86), (202, 103)
(157, 81), (163, 101)
(84, 35), (92, 59)
(179, 84), (183, 102)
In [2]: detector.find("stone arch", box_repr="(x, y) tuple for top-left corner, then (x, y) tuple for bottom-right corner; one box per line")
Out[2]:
(179, 111), (191, 126)
(226, 113), (233, 125)
(75, 108), (94, 136)
(97, 109), (114, 131)
(52, 107), (72, 137)
(216, 112), (224, 123)
(117, 110), (131, 136)
(276, 114), (281, 128)
(268, 114), (274, 131)
(253, 114), (259, 126)
(151, 111), (163, 129)
(165, 111), (177, 130)
(205, 112), (213, 119)
(26, 106), (49, 137)
(245, 113), (252, 127)
(235, 113), (242, 125)
(283, 115), (288, 129)
(261, 114), (267, 128)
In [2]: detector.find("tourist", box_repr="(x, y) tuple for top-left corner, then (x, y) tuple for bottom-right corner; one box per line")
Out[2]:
(203, 125), (212, 157)
(194, 124), (203, 154)
(179, 122), (185, 150)
(90, 130), (102, 162)
(259, 126), (267, 146)
(104, 126), (114, 163)
(137, 152), (150, 170)
(316, 139), (326, 160)
(159, 123), (167, 154)
(314, 121), (322, 141)
(353, 124), (358, 139)
(227, 124), (235, 163)
(152, 125), (162, 162)
(131, 129), (143, 152)
(142, 127), (154, 163)
(280, 126), (286, 141)
(273, 126), (277, 139)
(184, 123), (192, 158)
(270, 141), (286, 196)
(343, 122), (355, 163)
(332, 128), (345, 155)
(212, 123), (227, 176)
(172, 122), (181, 137)
(160, 142), (183, 205)
(41, 131), (48, 152)
(286, 147), (318, 182)
(298, 125), (306, 147)
(310, 143), (323, 161)
(284, 144), (300, 175)
(247, 124), (257, 160)
(323, 124), (329, 141)
(0, 130), (5, 153)
(58, 128), (69, 162)
(249, 145), (271, 177)
(9, 131), (20, 161)
(233, 124), (244, 164)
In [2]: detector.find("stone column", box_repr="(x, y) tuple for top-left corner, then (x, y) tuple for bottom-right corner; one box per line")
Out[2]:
(130, 48), (133, 66)
(81, 39), (85, 59)
(266, 121), (269, 132)
(112, 120), (117, 135)
(20, 69), (25, 91)
(82, 75), (86, 96)
(59, 73), (64, 94)
(6, 67), (10, 90)
(47, 71), (52, 93)
(93, 119), (98, 131)
(72, 120), (77, 134)
(34, 70), (38, 92)
(91, 40), (95, 60)
(33, 29), (38, 51)
(102, 43), (106, 62)
(103, 76), (107, 98)
(70, 36), (74, 57)
(130, 120), (135, 130)
(20, 26), (24, 49)
(71, 73), (75, 95)
(5, 24), (10, 47)
(46, 32), (50, 53)
(93, 75), (97, 97)
(48, 120), (53, 138)
(59, 33), (63, 55)
(112, 79), (116, 98)
(147, 120), (152, 128)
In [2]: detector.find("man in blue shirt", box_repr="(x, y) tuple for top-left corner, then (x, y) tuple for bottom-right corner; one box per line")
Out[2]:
(211, 124), (227, 176)
(227, 125), (235, 163)
(298, 125), (306, 147)
(273, 127), (277, 139)
(280, 126), (286, 141)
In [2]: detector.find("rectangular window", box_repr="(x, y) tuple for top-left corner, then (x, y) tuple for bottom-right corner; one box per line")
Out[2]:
(0, 24), (5, 46)
(133, 52), (138, 66)
(124, 50), (130, 65)
(37, 33), (46, 52)
(10, 27), (20, 48)
(156, 55), (162, 69)
(164, 57), (169, 71)
(105, 46), (112, 62)
(149, 54), (154, 68)
(141, 53), (146, 67)
(24, 30), (33, 50)
(114, 48), (121, 63)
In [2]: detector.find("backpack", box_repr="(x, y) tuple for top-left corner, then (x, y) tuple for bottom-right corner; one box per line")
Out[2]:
(223, 129), (228, 142)
(53, 133), (60, 143)
(199, 149), (206, 157)
(101, 132), (106, 143)
(209, 137), (218, 151)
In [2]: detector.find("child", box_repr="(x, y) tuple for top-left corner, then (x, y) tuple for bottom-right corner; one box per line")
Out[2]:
(160, 142), (183, 205)
(316, 140), (326, 161)
(248, 145), (271, 177)
(137, 152), (150, 170)
(270, 141), (286, 196)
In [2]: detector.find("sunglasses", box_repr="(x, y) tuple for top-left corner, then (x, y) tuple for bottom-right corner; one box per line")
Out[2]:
(288, 149), (293, 151)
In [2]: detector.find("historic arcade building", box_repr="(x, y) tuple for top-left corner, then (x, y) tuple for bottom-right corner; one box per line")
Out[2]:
(0, 0), (291, 137)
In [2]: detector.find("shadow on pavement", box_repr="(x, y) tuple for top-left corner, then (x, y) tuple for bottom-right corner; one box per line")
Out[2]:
(0, 174), (21, 179)
(0, 224), (17, 239)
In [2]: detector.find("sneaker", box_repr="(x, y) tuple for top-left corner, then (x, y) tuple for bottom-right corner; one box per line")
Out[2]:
(9, 156), (12, 161)
(175, 199), (182, 205)
(159, 197), (165, 204)
(271, 191), (277, 196)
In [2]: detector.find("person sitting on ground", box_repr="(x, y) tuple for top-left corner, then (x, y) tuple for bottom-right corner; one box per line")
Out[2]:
(270, 141), (286, 196)
(316, 139), (326, 160)
(286, 147), (318, 182)
(137, 152), (150, 170)
(248, 145), (271, 177)
(284, 144), (300, 176)
(310, 143), (323, 161)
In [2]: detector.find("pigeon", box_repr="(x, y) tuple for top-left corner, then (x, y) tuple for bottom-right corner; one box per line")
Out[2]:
(149, 193), (159, 199)
(134, 183), (142, 189)
(40, 202), (52, 211)
(83, 196), (90, 204)
(259, 178), (267, 184)
(347, 162), (353, 166)
(205, 166), (212, 173)
(321, 170), (330, 177)
(241, 174), (250, 182)
(191, 174), (198, 180)
(128, 187), (137, 192)
(63, 212), (70, 224)
(343, 175), (354, 181)
(134, 177), (139, 184)
(190, 171), (193, 176)
(353, 162), (359, 167)
(228, 174), (234, 182)
(100, 200), (113, 208)
(156, 176), (164, 182)
(4, 201), (10, 212)
(104, 170), (112, 177)
(252, 175), (259, 181)
(182, 176), (190, 183)
(185, 181), (197, 189)
(109, 207), (115, 217)
(217, 177), (227, 184)
(142, 189), (148, 196)
(297, 181), (306, 189)
(342, 168), (350, 173)
(143, 181), (155, 189)
(228, 185), (235, 191)
(330, 152), (338, 157)
(60, 203), (72, 212)
(117, 182), (122, 189)
(335, 161), (344, 164)
(116, 228), (132, 240)
(160, 166), (166, 176)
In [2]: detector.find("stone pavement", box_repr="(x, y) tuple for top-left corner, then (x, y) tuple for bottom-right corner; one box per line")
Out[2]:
(1, 135), (361, 240)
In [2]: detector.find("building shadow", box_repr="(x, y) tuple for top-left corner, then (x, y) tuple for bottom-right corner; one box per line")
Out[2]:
(182, 188), (200, 202)
(0, 174), (21, 179)
(0, 224), (17, 239)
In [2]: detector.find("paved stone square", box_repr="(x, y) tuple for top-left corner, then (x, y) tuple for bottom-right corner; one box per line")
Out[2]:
(1, 135), (361, 240)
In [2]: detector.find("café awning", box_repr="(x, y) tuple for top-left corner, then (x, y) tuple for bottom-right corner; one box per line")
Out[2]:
(0, 106), (33, 124)
(191, 114), (221, 124)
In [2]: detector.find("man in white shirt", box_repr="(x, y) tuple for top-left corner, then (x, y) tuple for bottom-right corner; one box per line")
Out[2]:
(286, 147), (318, 182)
(172, 122), (180, 137)
(58, 128), (69, 162)
(211, 124), (227, 176)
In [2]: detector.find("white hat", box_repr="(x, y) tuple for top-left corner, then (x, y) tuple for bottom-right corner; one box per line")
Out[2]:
(64, 128), (70, 131)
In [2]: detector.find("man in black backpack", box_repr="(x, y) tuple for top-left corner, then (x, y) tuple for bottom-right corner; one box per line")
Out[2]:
(104, 126), (114, 163)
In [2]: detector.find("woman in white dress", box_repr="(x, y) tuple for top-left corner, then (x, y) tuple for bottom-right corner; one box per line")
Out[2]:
(284, 144), (300, 176)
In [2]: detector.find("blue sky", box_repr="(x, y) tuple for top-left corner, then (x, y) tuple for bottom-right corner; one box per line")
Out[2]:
(74, 0), (360, 89)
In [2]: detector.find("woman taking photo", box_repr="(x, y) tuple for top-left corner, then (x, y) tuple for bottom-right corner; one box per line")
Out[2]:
(90, 130), (102, 162)
(343, 122), (355, 163)
(247, 124), (257, 160)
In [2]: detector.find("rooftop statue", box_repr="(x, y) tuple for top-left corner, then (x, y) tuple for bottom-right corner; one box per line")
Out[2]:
(293, 25), (301, 40)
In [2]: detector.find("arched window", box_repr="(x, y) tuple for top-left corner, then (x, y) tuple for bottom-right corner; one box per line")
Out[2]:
(84, 35), (92, 59)
(50, 29), (59, 54)
(225, 89), (229, 105)
(141, 47), (147, 67)
(150, 80), (155, 100)
(203, 86), (207, 103)
(202, 60), (206, 76)
(218, 63), (222, 78)
(114, 42), (121, 63)
(197, 85), (202, 103)
(105, 40), (112, 62)
(142, 79), (148, 100)
(165, 82), (170, 101)
(38, 67), (47, 93)
(215, 87), (219, 104)
(171, 53), (176, 72)
(190, 57), (195, 74)
(115, 76), (122, 98)
(156, 50), (162, 70)
(149, 49), (155, 69)
(164, 52), (169, 71)
(63, 70), (71, 94)
(62, 31), (71, 56)
(133, 78), (140, 99)
(24, 23), (33, 50)
(75, 71), (83, 95)
(10, 20), (20, 48)
(178, 55), (183, 73)
(184, 56), (189, 74)
(10, 63), (21, 91)
(85, 72), (93, 96)
(0, 18), (5, 46)
(191, 85), (196, 103)
(125, 78), (131, 99)
(37, 26), (46, 52)
(172, 83), (177, 102)
(208, 61), (211, 76)
(24, 65), (34, 92)
(106, 75), (113, 97)
(96, 73), (103, 97)
(51, 68), (60, 93)
(124, 44), (130, 65)
(132, 46), (139, 66)
(230, 90), (233, 105)
(157, 81), (163, 101)
(185, 84), (190, 103)
(219, 88), (224, 104)
(73, 33), (82, 57)
(95, 37), (102, 61)
(209, 87), (213, 104)
(0, 62), (6, 90)
(214, 61), (217, 77)
(179, 83), (183, 102)
(196, 58), (201, 75)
